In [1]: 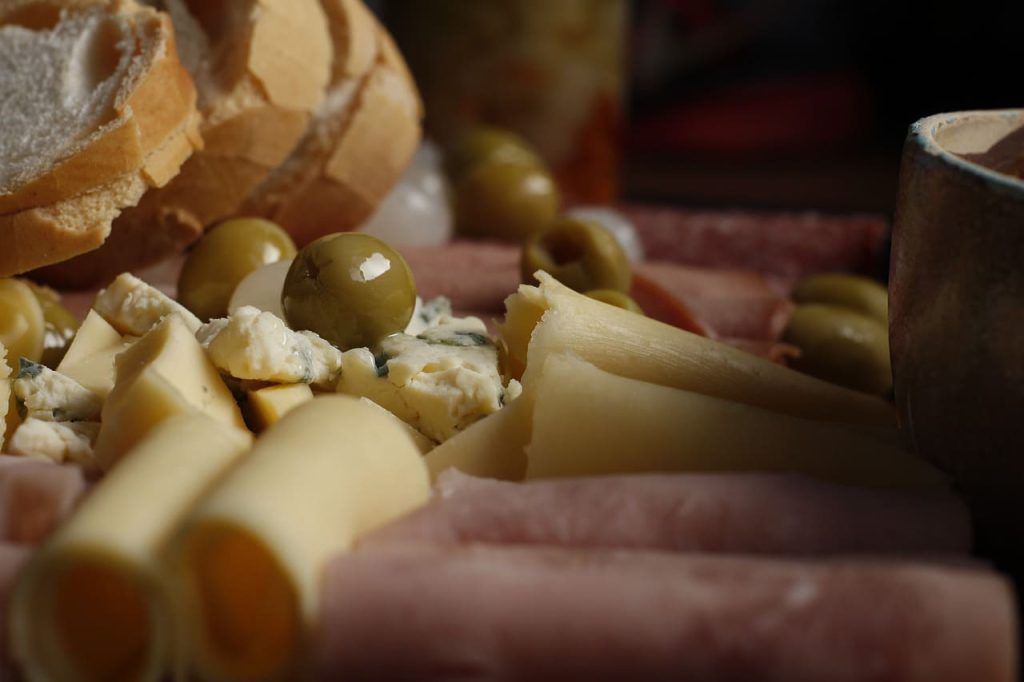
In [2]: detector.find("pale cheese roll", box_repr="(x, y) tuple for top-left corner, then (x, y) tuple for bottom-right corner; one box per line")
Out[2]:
(9, 414), (252, 682)
(172, 395), (430, 682)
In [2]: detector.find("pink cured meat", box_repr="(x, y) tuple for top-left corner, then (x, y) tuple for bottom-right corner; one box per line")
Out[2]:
(0, 456), (87, 545)
(0, 543), (30, 676)
(317, 545), (1017, 681)
(398, 241), (522, 314)
(365, 471), (972, 556)
(625, 205), (888, 282)
(635, 261), (795, 340)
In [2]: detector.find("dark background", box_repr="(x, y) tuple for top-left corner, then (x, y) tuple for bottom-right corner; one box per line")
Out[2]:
(371, 0), (1022, 215)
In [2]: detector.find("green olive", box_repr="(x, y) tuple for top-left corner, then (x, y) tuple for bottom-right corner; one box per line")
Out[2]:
(454, 161), (560, 241)
(282, 233), (416, 350)
(0, 278), (45, 372)
(178, 218), (297, 321)
(522, 217), (632, 293)
(585, 289), (645, 315)
(444, 126), (543, 182)
(793, 274), (888, 324)
(783, 304), (892, 395)
(23, 281), (79, 368)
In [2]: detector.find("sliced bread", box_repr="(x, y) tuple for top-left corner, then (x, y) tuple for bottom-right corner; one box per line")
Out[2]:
(35, 0), (334, 288)
(242, 0), (422, 246)
(0, 0), (201, 277)
(0, 0), (197, 214)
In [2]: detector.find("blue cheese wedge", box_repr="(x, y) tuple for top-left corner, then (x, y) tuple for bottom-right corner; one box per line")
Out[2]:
(93, 273), (202, 336)
(14, 360), (101, 423)
(337, 316), (510, 443)
(7, 418), (100, 469)
(197, 307), (342, 387)
(404, 296), (453, 336)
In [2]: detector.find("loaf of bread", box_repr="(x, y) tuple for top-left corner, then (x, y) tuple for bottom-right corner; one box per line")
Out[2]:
(34, 0), (335, 287)
(0, 0), (200, 277)
(244, 0), (422, 246)
(7, 0), (420, 286)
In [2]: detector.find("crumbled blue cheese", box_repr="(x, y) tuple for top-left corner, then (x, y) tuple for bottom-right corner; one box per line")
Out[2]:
(337, 316), (510, 443)
(404, 296), (453, 336)
(7, 418), (100, 470)
(14, 360), (101, 422)
(93, 273), (202, 335)
(197, 306), (342, 387)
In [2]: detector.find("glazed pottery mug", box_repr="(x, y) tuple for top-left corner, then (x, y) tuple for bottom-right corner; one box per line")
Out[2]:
(891, 110), (1024, 557)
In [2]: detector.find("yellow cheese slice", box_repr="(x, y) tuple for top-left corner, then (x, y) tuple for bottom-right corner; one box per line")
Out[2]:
(56, 310), (134, 400)
(502, 272), (896, 427)
(524, 353), (945, 489)
(356, 396), (436, 455)
(93, 316), (246, 470)
(244, 383), (314, 432)
(9, 414), (253, 682)
(172, 395), (430, 682)
(0, 343), (9, 451)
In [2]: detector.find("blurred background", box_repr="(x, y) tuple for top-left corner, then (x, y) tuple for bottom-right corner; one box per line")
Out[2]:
(367, 0), (1023, 215)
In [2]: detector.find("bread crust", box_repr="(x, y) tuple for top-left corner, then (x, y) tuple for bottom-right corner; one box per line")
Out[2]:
(38, 0), (334, 287)
(0, 1), (197, 213)
(4, 105), (201, 280)
(244, 1), (422, 246)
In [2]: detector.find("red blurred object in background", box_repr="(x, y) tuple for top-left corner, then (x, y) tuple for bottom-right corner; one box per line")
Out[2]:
(629, 72), (872, 158)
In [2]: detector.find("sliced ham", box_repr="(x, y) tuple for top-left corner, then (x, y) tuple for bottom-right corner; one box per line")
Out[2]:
(399, 241), (522, 314)
(625, 205), (888, 281)
(317, 545), (1016, 682)
(634, 261), (794, 341)
(364, 471), (972, 556)
(0, 543), (30, 675)
(0, 456), (87, 545)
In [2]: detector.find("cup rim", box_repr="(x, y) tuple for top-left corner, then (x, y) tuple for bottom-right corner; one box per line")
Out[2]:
(911, 110), (1024, 196)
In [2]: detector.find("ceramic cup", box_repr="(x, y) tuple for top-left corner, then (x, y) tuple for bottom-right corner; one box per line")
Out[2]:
(891, 110), (1024, 556)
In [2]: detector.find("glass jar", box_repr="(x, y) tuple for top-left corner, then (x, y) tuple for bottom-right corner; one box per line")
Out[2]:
(387, 0), (626, 204)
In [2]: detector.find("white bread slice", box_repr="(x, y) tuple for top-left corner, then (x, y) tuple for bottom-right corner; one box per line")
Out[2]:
(242, 0), (422, 246)
(0, 0), (201, 278)
(0, 0), (199, 214)
(35, 0), (333, 288)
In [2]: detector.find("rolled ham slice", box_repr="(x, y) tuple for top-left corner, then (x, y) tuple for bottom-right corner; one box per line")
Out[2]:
(625, 205), (888, 281)
(399, 242), (521, 314)
(0, 456), (86, 545)
(365, 471), (972, 556)
(0, 543), (30, 676)
(317, 545), (1017, 682)
(634, 262), (794, 341)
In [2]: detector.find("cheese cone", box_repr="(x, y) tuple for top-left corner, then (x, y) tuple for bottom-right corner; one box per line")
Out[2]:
(502, 273), (896, 427)
(523, 354), (945, 490)
(9, 414), (253, 682)
(171, 395), (430, 682)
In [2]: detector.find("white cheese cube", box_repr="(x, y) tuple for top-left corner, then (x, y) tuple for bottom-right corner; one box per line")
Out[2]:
(93, 273), (201, 336)
(7, 418), (100, 470)
(13, 361), (101, 423)
(197, 307), (342, 387)
(403, 296), (453, 336)
(337, 317), (509, 443)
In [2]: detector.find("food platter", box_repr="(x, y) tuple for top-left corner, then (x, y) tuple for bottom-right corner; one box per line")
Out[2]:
(0, 1), (1020, 680)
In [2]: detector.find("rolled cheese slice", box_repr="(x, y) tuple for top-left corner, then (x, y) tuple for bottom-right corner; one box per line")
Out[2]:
(171, 395), (430, 682)
(9, 414), (253, 682)
(524, 354), (945, 490)
(502, 272), (896, 427)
